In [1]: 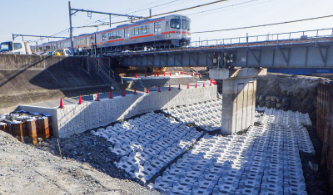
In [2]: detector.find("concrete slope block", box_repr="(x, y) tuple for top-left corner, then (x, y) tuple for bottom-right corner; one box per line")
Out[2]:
(162, 99), (222, 131)
(151, 108), (312, 194)
(92, 112), (201, 184)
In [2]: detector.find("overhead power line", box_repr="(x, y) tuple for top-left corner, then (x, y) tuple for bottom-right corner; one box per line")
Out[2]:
(192, 14), (333, 34)
(75, 0), (229, 29)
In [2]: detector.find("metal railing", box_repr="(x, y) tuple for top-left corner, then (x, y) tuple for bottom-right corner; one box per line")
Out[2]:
(190, 28), (333, 48)
(96, 57), (115, 83)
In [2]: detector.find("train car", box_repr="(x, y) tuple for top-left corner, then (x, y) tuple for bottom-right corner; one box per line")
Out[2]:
(31, 14), (191, 55)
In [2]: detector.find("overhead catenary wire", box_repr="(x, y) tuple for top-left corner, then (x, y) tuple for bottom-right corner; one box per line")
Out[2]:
(75, 0), (229, 29)
(192, 14), (333, 34)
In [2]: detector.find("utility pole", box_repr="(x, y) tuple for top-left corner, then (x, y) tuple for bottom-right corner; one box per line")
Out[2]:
(68, 1), (74, 55)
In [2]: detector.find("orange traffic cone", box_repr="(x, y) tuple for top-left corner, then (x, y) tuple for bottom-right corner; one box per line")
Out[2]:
(96, 93), (100, 101)
(187, 83), (189, 89)
(146, 87), (149, 93)
(210, 82), (212, 86)
(178, 84), (181, 90)
(195, 83), (197, 88)
(134, 88), (137, 95)
(163, 72), (166, 76)
(122, 90), (125, 97)
(110, 91), (113, 99)
(59, 98), (64, 109)
(78, 95), (82, 104)
(135, 73), (138, 78)
(168, 85), (171, 91)
(169, 72), (172, 76)
(154, 72), (156, 77)
(158, 86), (161, 92)
(203, 82), (205, 87)
(145, 72), (147, 77)
(157, 72), (159, 77)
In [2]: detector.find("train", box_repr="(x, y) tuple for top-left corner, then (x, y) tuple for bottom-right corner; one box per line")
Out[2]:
(31, 14), (191, 55)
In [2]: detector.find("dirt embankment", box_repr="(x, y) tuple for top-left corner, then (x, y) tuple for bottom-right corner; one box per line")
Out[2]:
(0, 130), (159, 195)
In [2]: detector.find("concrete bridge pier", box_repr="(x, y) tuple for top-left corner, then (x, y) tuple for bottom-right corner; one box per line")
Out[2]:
(210, 68), (267, 134)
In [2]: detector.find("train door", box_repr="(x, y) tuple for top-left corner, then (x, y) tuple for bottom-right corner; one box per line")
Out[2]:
(154, 22), (161, 40)
(102, 33), (107, 45)
(165, 19), (171, 38)
(124, 28), (130, 44)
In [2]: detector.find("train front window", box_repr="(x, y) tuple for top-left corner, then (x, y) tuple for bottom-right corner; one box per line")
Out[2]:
(181, 19), (187, 30)
(170, 19), (180, 29)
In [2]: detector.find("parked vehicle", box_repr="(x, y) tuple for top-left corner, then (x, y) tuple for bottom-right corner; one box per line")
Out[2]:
(0, 41), (32, 54)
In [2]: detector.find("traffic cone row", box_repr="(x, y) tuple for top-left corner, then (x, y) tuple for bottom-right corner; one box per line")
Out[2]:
(59, 81), (213, 108)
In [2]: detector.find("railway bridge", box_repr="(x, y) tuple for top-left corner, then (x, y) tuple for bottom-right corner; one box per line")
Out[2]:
(107, 28), (333, 134)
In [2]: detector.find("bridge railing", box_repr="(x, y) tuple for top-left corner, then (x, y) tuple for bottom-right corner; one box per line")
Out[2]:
(190, 27), (333, 48)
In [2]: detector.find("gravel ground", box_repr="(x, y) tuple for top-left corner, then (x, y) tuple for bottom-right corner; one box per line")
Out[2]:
(0, 130), (160, 195)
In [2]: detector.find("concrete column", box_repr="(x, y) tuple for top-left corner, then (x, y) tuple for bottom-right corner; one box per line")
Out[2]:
(209, 67), (266, 135)
(221, 77), (256, 134)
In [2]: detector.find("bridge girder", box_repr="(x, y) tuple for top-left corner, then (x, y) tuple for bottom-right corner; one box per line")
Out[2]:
(109, 41), (333, 68)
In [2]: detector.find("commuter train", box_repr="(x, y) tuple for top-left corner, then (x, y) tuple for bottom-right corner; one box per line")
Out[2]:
(31, 14), (191, 54)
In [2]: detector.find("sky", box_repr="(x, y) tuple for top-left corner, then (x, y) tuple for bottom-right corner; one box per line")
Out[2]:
(0, 0), (333, 45)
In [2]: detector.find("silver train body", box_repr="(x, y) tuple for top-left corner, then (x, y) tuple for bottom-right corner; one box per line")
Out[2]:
(31, 14), (191, 53)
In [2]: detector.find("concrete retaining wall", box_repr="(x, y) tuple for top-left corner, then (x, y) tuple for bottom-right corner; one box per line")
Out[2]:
(20, 86), (217, 138)
(0, 54), (119, 114)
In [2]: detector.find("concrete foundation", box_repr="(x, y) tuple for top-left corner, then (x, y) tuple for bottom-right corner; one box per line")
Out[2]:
(221, 77), (256, 134)
(20, 85), (217, 138)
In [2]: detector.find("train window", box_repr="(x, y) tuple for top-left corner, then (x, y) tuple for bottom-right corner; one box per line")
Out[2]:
(182, 19), (187, 30)
(141, 25), (148, 34)
(170, 19), (180, 29)
(108, 31), (122, 39)
(187, 19), (191, 31)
